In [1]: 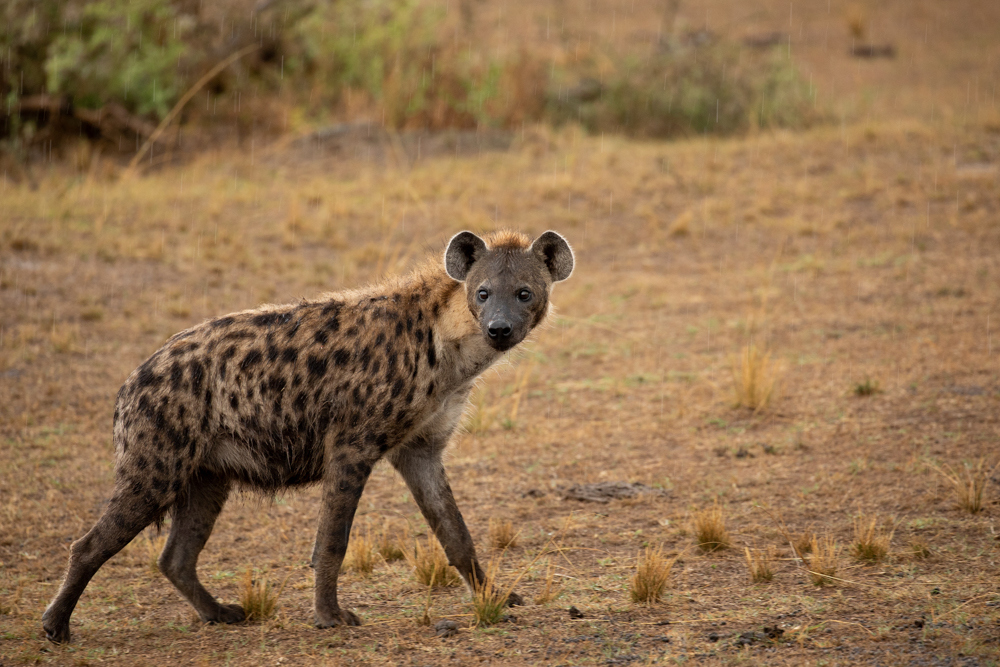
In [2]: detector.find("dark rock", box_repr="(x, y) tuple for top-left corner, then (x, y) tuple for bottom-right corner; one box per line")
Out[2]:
(568, 606), (585, 619)
(434, 619), (460, 638)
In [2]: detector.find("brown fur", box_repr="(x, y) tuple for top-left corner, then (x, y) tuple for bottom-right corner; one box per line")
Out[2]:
(42, 229), (573, 642)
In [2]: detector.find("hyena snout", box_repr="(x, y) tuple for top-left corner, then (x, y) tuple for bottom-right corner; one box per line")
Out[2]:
(486, 319), (513, 340)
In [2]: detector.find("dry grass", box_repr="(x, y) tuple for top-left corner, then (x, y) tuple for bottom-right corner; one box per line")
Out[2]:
(411, 535), (460, 588)
(807, 535), (840, 587)
(909, 539), (932, 560)
(793, 531), (816, 558)
(345, 527), (376, 577)
(932, 459), (994, 514)
(488, 518), (518, 550)
(377, 521), (408, 563)
(533, 560), (562, 605)
(852, 514), (894, 563)
(732, 344), (778, 411)
(693, 502), (731, 553)
(744, 546), (775, 583)
(470, 560), (508, 627)
(239, 570), (281, 622)
(629, 546), (673, 604)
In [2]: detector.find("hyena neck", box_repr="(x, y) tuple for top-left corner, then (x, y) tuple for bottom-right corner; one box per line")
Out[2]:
(429, 271), (503, 386)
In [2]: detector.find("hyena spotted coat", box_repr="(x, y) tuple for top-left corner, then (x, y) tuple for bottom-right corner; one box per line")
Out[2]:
(43, 229), (574, 643)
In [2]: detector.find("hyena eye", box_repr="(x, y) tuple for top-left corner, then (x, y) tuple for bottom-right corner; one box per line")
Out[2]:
(517, 289), (532, 302)
(477, 288), (489, 302)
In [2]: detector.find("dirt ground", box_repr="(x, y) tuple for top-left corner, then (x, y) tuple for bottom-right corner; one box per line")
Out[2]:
(3, 1), (1000, 665)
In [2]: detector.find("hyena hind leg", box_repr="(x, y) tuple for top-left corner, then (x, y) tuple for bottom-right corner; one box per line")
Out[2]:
(42, 487), (166, 643)
(158, 474), (244, 624)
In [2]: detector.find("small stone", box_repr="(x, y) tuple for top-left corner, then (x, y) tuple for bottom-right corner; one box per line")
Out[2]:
(914, 619), (924, 628)
(568, 606), (585, 619)
(708, 633), (720, 642)
(434, 620), (460, 638)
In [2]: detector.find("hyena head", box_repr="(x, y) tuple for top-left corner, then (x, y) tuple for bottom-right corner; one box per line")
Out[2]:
(445, 230), (574, 352)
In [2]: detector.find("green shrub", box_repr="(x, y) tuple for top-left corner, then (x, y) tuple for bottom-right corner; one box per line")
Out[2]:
(548, 40), (817, 138)
(45, 0), (190, 118)
(281, 0), (544, 129)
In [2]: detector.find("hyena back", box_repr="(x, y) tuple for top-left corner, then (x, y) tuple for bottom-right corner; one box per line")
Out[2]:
(42, 229), (573, 643)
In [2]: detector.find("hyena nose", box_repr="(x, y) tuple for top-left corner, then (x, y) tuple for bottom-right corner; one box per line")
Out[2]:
(488, 321), (513, 338)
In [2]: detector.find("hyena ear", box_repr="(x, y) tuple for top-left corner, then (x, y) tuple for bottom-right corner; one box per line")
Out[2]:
(530, 231), (574, 282)
(444, 231), (488, 281)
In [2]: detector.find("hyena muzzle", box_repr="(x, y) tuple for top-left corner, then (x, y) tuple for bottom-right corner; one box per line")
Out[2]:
(42, 229), (573, 643)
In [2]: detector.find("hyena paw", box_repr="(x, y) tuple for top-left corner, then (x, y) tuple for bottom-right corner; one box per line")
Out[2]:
(505, 591), (524, 607)
(208, 603), (246, 624)
(42, 615), (71, 644)
(315, 608), (361, 628)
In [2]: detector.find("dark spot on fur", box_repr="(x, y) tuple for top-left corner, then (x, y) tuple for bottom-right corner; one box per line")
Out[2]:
(251, 312), (285, 327)
(211, 316), (235, 329)
(230, 392), (239, 410)
(375, 332), (386, 346)
(333, 348), (350, 366)
(346, 326), (359, 338)
(222, 329), (254, 341)
(415, 329), (424, 343)
(242, 349), (263, 371)
(405, 387), (415, 405)
(267, 344), (279, 362)
(294, 391), (308, 414)
(268, 374), (286, 395)
(406, 316), (414, 333)
(371, 359), (381, 375)
(359, 347), (371, 372)
(287, 318), (301, 339)
(426, 381), (435, 396)
(391, 377), (405, 399)
(382, 403), (393, 419)
(352, 385), (365, 408)
(135, 364), (161, 389)
(282, 348), (298, 364)
(170, 362), (184, 392)
(307, 355), (328, 378)
(395, 321), (404, 336)
(314, 330), (329, 346)
(189, 360), (205, 394)
(426, 330), (436, 368)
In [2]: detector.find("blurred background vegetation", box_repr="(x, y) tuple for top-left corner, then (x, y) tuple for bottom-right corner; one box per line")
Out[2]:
(0, 0), (819, 158)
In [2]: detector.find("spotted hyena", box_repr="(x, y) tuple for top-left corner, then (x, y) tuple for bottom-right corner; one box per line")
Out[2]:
(42, 229), (574, 643)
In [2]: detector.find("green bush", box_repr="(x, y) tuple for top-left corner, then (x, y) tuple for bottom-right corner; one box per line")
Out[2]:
(548, 40), (817, 138)
(45, 0), (190, 117)
(281, 0), (544, 129)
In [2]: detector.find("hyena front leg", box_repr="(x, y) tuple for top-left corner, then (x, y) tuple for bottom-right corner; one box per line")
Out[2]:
(389, 439), (523, 606)
(313, 454), (374, 628)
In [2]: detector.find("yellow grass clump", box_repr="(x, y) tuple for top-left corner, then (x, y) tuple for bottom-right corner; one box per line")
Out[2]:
(471, 560), (508, 627)
(932, 459), (995, 514)
(239, 569), (282, 622)
(693, 502), (731, 553)
(411, 535), (461, 588)
(629, 546), (673, 603)
(807, 535), (839, 586)
(377, 521), (408, 563)
(744, 546), (775, 583)
(732, 344), (778, 411)
(852, 514), (894, 563)
(489, 518), (518, 550)
(534, 560), (562, 605)
(345, 527), (376, 576)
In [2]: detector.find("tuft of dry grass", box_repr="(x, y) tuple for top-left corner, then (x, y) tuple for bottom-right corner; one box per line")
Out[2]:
(629, 546), (673, 603)
(471, 560), (508, 627)
(932, 459), (994, 514)
(853, 377), (881, 396)
(377, 521), (408, 563)
(908, 539), (932, 560)
(489, 518), (518, 550)
(239, 569), (281, 622)
(732, 344), (778, 411)
(807, 535), (839, 586)
(533, 559), (562, 605)
(145, 533), (166, 576)
(693, 502), (731, 553)
(852, 514), (894, 563)
(744, 546), (775, 583)
(411, 535), (460, 588)
(345, 527), (376, 576)
(793, 531), (816, 558)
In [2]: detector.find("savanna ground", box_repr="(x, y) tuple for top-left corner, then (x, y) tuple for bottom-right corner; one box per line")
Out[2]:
(2, 0), (1000, 665)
